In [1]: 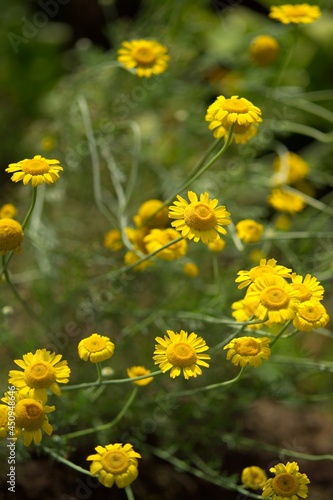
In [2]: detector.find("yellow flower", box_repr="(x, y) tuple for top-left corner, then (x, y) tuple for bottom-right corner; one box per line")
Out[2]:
(0, 218), (23, 254)
(236, 219), (264, 244)
(2, 391), (55, 446)
(169, 191), (230, 244)
(241, 465), (267, 490)
(267, 188), (306, 214)
(153, 329), (210, 379)
(208, 237), (226, 252)
(206, 95), (262, 128)
(183, 262), (199, 277)
(127, 366), (153, 386)
(133, 199), (169, 229)
(249, 35), (280, 66)
(104, 229), (123, 251)
(207, 120), (259, 143)
(245, 274), (300, 324)
(78, 333), (115, 363)
(117, 39), (170, 78)
(0, 405), (10, 438)
(235, 258), (292, 289)
(0, 203), (17, 219)
(290, 273), (324, 302)
(87, 443), (141, 488)
(124, 250), (153, 271)
(262, 461), (310, 499)
(8, 349), (71, 404)
(224, 336), (271, 368)
(274, 214), (291, 231)
(231, 298), (261, 329)
(293, 300), (330, 332)
(126, 226), (150, 253)
(144, 228), (187, 261)
(269, 4), (321, 24)
(6, 155), (63, 187)
(272, 152), (309, 185)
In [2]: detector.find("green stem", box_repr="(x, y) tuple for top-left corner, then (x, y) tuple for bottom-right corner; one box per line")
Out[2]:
(45, 448), (91, 475)
(96, 363), (103, 385)
(22, 187), (38, 230)
(62, 370), (162, 391)
(125, 485), (136, 500)
(63, 387), (138, 440)
(270, 319), (293, 348)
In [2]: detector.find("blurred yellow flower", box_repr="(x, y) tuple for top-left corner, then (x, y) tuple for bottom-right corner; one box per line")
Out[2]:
(117, 39), (170, 78)
(78, 333), (115, 363)
(249, 35), (280, 66)
(236, 219), (264, 244)
(183, 262), (199, 277)
(274, 214), (291, 231)
(6, 155), (63, 187)
(224, 336), (271, 367)
(0, 218), (23, 254)
(272, 152), (309, 185)
(133, 199), (169, 229)
(124, 250), (153, 271)
(144, 228), (187, 261)
(127, 366), (153, 386)
(269, 4), (321, 24)
(0, 204), (17, 219)
(104, 229), (123, 251)
(267, 188), (306, 214)
(208, 237), (226, 252)
(231, 298), (261, 329)
(241, 465), (267, 489)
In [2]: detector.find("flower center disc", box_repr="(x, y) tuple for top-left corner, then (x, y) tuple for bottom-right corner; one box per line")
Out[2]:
(236, 338), (260, 356)
(102, 450), (129, 474)
(15, 399), (45, 429)
(133, 47), (156, 65)
(223, 98), (249, 113)
(85, 338), (106, 352)
(260, 286), (289, 310)
(184, 203), (217, 231)
(272, 473), (299, 496)
(292, 284), (312, 301)
(166, 342), (197, 367)
(25, 362), (56, 389)
(300, 304), (322, 322)
(22, 159), (50, 174)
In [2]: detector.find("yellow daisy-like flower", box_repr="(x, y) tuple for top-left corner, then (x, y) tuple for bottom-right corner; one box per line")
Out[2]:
(291, 273), (324, 302)
(246, 274), (300, 324)
(207, 120), (259, 143)
(0, 218), (23, 255)
(272, 152), (309, 186)
(153, 329), (210, 379)
(127, 366), (153, 386)
(293, 300), (330, 332)
(87, 443), (141, 488)
(0, 405), (10, 438)
(208, 236), (226, 252)
(269, 4), (321, 24)
(133, 199), (169, 229)
(262, 461), (310, 499)
(3, 391), (55, 446)
(117, 39), (170, 78)
(241, 465), (267, 490)
(169, 191), (231, 244)
(231, 298), (262, 329)
(144, 228), (187, 261)
(268, 188), (306, 214)
(104, 229), (123, 251)
(236, 219), (264, 244)
(224, 336), (271, 368)
(206, 95), (262, 128)
(183, 262), (200, 277)
(78, 333), (115, 363)
(6, 155), (63, 187)
(8, 349), (71, 404)
(0, 203), (17, 219)
(249, 35), (280, 66)
(235, 258), (292, 289)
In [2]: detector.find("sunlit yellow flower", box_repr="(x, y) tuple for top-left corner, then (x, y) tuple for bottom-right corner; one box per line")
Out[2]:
(124, 250), (153, 271)
(269, 4), (321, 24)
(291, 273), (324, 302)
(2, 391), (55, 446)
(0, 218), (23, 254)
(133, 199), (169, 229)
(249, 35), (280, 66)
(6, 155), (63, 187)
(231, 298), (262, 329)
(117, 39), (170, 78)
(267, 188), (306, 214)
(8, 349), (70, 404)
(245, 274), (300, 324)
(241, 465), (267, 490)
(144, 228), (187, 261)
(78, 333), (115, 363)
(235, 258), (292, 289)
(153, 329), (210, 379)
(104, 229), (123, 251)
(127, 366), (153, 386)
(208, 237), (226, 252)
(236, 219), (264, 244)
(183, 262), (199, 277)
(262, 461), (310, 499)
(293, 300), (330, 331)
(272, 152), (309, 185)
(224, 336), (271, 367)
(206, 95), (262, 128)
(0, 204), (17, 219)
(87, 443), (141, 488)
(169, 191), (230, 244)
